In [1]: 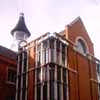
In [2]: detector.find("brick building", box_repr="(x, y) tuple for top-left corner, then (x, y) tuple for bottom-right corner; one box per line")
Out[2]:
(0, 46), (16, 100)
(0, 14), (100, 100)
(13, 14), (99, 100)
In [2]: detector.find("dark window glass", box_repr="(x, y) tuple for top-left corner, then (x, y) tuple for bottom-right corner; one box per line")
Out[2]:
(50, 81), (54, 100)
(63, 68), (67, 100)
(97, 63), (100, 73)
(50, 67), (55, 81)
(63, 68), (67, 83)
(56, 51), (60, 64)
(17, 88), (20, 100)
(99, 84), (100, 92)
(23, 59), (27, 72)
(57, 67), (61, 81)
(63, 85), (67, 100)
(98, 84), (100, 99)
(45, 50), (46, 64)
(62, 44), (65, 65)
(51, 49), (54, 63)
(8, 69), (16, 83)
(56, 40), (60, 51)
(49, 38), (54, 63)
(23, 73), (26, 89)
(18, 76), (21, 89)
(6, 96), (15, 100)
(44, 67), (48, 81)
(49, 64), (55, 100)
(62, 55), (65, 66)
(23, 51), (27, 60)
(77, 39), (87, 54)
(50, 64), (55, 81)
(43, 40), (48, 49)
(43, 49), (46, 64)
(57, 66), (61, 100)
(37, 51), (41, 66)
(43, 40), (49, 64)
(49, 38), (54, 49)
(17, 75), (21, 100)
(22, 88), (26, 100)
(18, 53), (22, 74)
(37, 85), (41, 100)
(43, 82), (47, 100)
(37, 44), (41, 66)
(37, 68), (41, 83)
(57, 83), (61, 100)
(43, 40), (47, 64)
(23, 51), (27, 72)
(56, 40), (60, 64)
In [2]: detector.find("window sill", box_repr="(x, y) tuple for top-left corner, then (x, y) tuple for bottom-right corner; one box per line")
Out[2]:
(6, 81), (16, 85)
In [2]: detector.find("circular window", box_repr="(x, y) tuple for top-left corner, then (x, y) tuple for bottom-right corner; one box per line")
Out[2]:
(77, 39), (87, 54)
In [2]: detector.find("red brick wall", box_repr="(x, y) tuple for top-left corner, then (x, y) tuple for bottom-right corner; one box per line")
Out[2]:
(89, 58), (98, 100)
(0, 55), (16, 100)
(66, 18), (98, 100)
(27, 18), (97, 100)
(67, 46), (98, 100)
(67, 46), (79, 100)
(77, 53), (91, 100)
(65, 18), (94, 55)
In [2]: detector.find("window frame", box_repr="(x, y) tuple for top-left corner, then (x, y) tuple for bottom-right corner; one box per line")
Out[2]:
(76, 36), (89, 55)
(7, 67), (16, 84)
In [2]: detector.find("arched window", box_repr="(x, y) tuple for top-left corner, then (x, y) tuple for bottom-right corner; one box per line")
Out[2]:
(76, 39), (87, 54)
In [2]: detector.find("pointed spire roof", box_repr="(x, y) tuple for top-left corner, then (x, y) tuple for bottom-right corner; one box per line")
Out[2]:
(11, 13), (31, 37)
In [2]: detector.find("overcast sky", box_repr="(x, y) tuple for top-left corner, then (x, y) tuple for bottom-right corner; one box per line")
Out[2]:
(0, 0), (100, 59)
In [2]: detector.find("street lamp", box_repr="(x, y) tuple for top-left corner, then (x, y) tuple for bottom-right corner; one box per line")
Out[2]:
(11, 13), (31, 48)
(10, 13), (31, 100)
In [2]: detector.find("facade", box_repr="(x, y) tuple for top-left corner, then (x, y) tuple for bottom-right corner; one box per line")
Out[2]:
(0, 46), (17, 100)
(26, 33), (99, 100)
(11, 17), (100, 100)
(27, 18), (99, 100)
(0, 14), (100, 100)
(15, 16), (100, 100)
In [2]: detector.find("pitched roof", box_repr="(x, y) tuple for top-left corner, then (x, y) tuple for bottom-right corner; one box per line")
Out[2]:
(11, 13), (31, 37)
(0, 45), (17, 61)
(67, 16), (93, 44)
